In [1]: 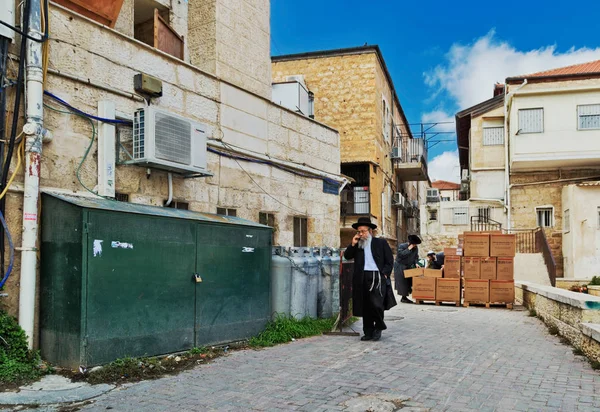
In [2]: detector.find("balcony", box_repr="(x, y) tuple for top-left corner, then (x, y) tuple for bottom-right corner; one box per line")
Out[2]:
(392, 138), (428, 181)
(392, 192), (410, 210)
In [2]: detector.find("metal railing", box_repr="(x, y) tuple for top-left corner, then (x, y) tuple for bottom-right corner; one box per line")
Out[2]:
(426, 196), (440, 203)
(470, 216), (502, 232)
(341, 187), (370, 216)
(503, 227), (557, 287)
(392, 137), (428, 165)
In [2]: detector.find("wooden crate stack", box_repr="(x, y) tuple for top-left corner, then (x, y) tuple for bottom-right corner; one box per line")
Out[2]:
(461, 231), (516, 309)
(406, 252), (461, 307)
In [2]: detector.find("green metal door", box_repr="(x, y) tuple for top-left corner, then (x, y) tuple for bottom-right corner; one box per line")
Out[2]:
(84, 210), (196, 365)
(195, 224), (271, 345)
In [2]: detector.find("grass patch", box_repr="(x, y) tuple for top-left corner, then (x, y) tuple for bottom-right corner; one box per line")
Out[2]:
(528, 309), (537, 317)
(248, 315), (337, 348)
(590, 360), (600, 370)
(548, 325), (560, 336)
(573, 347), (585, 356)
(0, 310), (44, 387)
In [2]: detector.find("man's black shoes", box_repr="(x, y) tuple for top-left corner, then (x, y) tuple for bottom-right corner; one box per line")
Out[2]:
(401, 297), (414, 304)
(360, 334), (373, 341)
(372, 330), (382, 341)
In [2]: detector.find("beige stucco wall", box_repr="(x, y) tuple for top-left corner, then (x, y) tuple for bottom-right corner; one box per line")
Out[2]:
(508, 79), (600, 171)
(562, 184), (600, 279)
(0, 5), (340, 321)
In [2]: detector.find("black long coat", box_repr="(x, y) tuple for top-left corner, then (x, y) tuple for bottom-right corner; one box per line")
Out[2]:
(343, 237), (394, 317)
(393, 243), (419, 296)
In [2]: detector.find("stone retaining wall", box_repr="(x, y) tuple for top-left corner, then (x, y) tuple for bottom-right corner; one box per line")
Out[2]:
(516, 281), (600, 363)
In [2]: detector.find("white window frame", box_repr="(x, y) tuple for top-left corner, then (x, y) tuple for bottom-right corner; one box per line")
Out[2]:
(452, 207), (469, 225)
(429, 209), (438, 221)
(578, 104), (600, 130)
(518, 108), (544, 134)
(564, 209), (570, 233)
(483, 126), (505, 146)
(382, 96), (390, 142)
(597, 206), (600, 229)
(535, 206), (554, 228)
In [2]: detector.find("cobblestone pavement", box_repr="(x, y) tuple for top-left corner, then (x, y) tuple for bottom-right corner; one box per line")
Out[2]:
(27, 303), (600, 411)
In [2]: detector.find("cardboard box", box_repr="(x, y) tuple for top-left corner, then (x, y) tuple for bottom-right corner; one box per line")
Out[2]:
(413, 276), (436, 300)
(424, 268), (443, 278)
(404, 268), (424, 278)
(463, 233), (490, 257)
(436, 278), (461, 303)
(462, 257), (481, 279)
(490, 280), (515, 303)
(480, 257), (497, 280)
(496, 257), (514, 280)
(490, 234), (516, 257)
(464, 279), (490, 303)
(444, 247), (459, 256)
(444, 256), (461, 278)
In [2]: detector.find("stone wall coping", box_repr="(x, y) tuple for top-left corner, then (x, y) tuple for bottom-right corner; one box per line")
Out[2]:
(581, 323), (600, 343)
(516, 281), (600, 310)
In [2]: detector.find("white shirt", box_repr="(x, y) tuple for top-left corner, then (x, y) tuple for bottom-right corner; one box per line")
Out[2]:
(363, 238), (379, 271)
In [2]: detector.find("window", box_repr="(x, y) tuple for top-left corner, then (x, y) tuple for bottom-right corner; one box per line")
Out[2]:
(293, 217), (308, 247)
(452, 207), (468, 225)
(115, 193), (129, 202)
(134, 0), (184, 59)
(382, 98), (390, 141)
(166, 201), (189, 210)
(429, 210), (438, 221)
(441, 197), (450, 202)
(536, 207), (553, 228)
(483, 127), (504, 145)
(564, 209), (570, 233)
(477, 207), (491, 220)
(518, 108), (544, 134)
(217, 207), (237, 217)
(578, 104), (600, 130)
(259, 212), (276, 244)
(598, 207), (600, 229)
(426, 188), (439, 203)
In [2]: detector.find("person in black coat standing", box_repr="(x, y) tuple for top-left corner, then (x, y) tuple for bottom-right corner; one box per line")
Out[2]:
(393, 235), (421, 304)
(344, 217), (394, 341)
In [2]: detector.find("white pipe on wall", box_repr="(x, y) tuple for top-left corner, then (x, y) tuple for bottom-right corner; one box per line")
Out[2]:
(19, 0), (46, 349)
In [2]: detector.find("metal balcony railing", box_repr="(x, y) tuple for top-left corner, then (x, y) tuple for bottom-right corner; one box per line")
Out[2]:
(341, 187), (370, 216)
(391, 137), (428, 165)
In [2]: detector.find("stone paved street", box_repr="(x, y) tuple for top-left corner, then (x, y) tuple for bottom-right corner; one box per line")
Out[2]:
(21, 302), (600, 411)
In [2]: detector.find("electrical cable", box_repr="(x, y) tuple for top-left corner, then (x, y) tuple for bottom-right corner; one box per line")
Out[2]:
(44, 91), (132, 125)
(44, 103), (111, 199)
(0, 139), (24, 200)
(0, 0), (49, 43)
(215, 140), (340, 217)
(0, 211), (14, 289)
(0, 37), (9, 280)
(0, 0), (31, 281)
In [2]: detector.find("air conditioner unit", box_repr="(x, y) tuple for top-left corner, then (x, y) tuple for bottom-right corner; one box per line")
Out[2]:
(391, 147), (402, 160)
(460, 182), (470, 193)
(392, 193), (401, 205)
(461, 169), (470, 181)
(132, 107), (212, 176)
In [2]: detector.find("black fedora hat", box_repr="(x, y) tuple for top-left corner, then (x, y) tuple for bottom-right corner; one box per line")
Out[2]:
(352, 217), (377, 230)
(408, 235), (422, 245)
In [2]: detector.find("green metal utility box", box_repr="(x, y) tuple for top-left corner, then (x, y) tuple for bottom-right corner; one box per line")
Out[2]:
(40, 193), (272, 367)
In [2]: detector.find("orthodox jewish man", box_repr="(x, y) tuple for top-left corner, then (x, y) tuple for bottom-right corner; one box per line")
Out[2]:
(344, 217), (394, 341)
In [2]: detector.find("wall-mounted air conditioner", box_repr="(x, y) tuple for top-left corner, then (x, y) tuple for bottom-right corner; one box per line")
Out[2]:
(391, 147), (402, 160)
(131, 107), (212, 176)
(461, 169), (470, 181)
(272, 76), (311, 117)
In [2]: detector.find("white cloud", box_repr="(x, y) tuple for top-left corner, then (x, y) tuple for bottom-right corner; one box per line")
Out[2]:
(428, 150), (460, 183)
(425, 30), (600, 110)
(421, 110), (455, 133)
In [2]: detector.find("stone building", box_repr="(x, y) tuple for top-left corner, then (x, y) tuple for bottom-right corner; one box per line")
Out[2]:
(0, 0), (344, 329)
(271, 46), (429, 249)
(506, 61), (600, 278)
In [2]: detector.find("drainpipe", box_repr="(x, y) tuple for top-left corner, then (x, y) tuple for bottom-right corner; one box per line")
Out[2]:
(504, 80), (527, 230)
(19, 0), (47, 349)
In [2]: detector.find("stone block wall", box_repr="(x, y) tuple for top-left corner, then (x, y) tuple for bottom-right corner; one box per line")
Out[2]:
(0, 6), (341, 323)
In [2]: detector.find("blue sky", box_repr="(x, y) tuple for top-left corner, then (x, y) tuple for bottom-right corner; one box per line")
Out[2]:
(271, 0), (600, 182)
